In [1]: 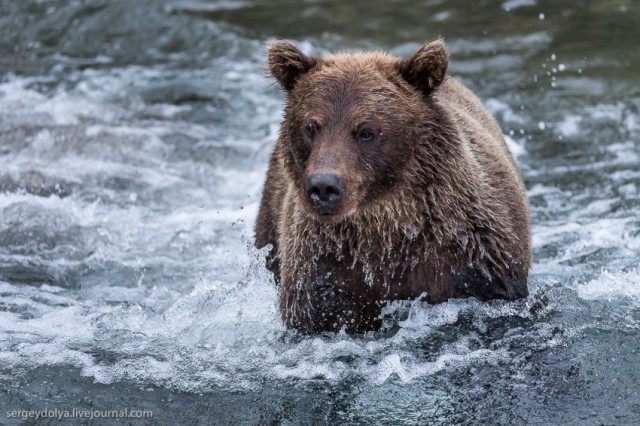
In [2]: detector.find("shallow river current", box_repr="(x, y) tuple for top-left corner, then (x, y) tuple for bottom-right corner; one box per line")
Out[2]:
(1, 0), (639, 424)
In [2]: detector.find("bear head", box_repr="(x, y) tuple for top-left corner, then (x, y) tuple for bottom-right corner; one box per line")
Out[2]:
(268, 39), (449, 220)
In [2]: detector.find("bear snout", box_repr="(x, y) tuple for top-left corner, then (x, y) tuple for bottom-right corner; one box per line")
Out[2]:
(304, 173), (345, 215)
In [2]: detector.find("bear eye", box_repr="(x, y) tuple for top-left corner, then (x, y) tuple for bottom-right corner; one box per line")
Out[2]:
(305, 122), (318, 140)
(357, 128), (376, 142)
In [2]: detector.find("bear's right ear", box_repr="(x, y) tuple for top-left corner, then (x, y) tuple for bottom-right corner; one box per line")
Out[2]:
(398, 39), (449, 94)
(267, 40), (317, 91)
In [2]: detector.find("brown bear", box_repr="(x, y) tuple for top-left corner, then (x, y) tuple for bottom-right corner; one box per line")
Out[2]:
(255, 39), (531, 334)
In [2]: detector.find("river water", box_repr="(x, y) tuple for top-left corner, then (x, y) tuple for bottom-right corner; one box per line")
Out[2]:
(0, 0), (639, 424)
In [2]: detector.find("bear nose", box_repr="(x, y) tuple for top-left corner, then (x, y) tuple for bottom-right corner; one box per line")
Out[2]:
(305, 173), (345, 207)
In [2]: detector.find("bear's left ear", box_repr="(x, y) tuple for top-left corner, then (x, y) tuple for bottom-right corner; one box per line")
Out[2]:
(398, 39), (449, 93)
(267, 40), (317, 91)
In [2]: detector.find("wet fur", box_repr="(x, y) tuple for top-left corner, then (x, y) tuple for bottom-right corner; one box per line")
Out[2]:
(256, 40), (531, 334)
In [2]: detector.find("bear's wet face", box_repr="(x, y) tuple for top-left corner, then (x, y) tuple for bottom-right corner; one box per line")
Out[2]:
(267, 40), (450, 221)
(274, 68), (412, 218)
(293, 82), (414, 218)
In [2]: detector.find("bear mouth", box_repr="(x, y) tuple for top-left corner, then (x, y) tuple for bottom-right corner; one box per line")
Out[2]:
(305, 202), (358, 222)
(311, 205), (342, 219)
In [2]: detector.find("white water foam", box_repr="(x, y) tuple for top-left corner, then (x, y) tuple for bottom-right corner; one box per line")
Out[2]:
(577, 269), (640, 301)
(502, 0), (537, 11)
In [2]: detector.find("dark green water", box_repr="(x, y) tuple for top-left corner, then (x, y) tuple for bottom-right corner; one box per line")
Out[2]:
(1, 0), (639, 424)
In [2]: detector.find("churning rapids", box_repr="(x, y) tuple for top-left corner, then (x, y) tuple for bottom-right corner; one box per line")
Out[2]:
(1, 1), (639, 424)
